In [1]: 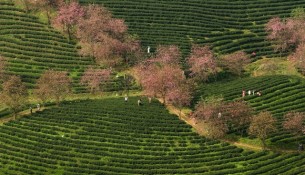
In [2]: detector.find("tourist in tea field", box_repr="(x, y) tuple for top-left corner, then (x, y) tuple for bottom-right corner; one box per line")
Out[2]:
(124, 95), (128, 102)
(148, 97), (152, 104)
(138, 99), (142, 106)
(147, 46), (151, 53)
(252, 90), (255, 95)
(257, 91), (262, 96)
(218, 112), (222, 118)
(248, 90), (251, 96)
(37, 103), (40, 111)
(242, 89), (246, 97)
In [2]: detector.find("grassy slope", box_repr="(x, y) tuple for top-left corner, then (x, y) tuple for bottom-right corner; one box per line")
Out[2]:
(80, 0), (305, 58)
(0, 97), (304, 174)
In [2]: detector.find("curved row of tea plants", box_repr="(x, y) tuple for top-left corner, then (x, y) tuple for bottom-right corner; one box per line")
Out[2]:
(0, 97), (304, 174)
(80, 0), (305, 57)
(196, 75), (305, 147)
(0, 2), (130, 93)
(0, 1), (92, 90)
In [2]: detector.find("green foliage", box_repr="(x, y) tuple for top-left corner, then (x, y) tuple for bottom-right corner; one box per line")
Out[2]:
(0, 97), (304, 174)
(195, 75), (305, 147)
(291, 7), (305, 19)
(79, 0), (304, 59)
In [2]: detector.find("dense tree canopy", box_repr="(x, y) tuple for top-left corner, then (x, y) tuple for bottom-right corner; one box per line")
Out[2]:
(249, 111), (277, 149)
(76, 4), (140, 66)
(187, 45), (218, 82)
(53, 1), (84, 40)
(134, 45), (191, 106)
(221, 51), (250, 77)
(283, 111), (305, 136)
(35, 70), (71, 105)
(0, 76), (28, 119)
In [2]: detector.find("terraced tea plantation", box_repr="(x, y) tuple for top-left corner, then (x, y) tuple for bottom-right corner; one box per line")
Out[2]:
(0, 1), (93, 90)
(80, 0), (305, 57)
(0, 2), (139, 93)
(197, 75), (305, 147)
(0, 97), (305, 174)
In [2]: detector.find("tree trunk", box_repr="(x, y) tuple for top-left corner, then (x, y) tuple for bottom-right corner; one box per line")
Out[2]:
(67, 25), (71, 42)
(162, 95), (166, 105)
(56, 96), (60, 106)
(46, 10), (51, 25)
(23, 0), (29, 13)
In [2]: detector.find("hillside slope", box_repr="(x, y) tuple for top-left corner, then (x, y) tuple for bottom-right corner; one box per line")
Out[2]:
(0, 2), (93, 89)
(196, 75), (305, 147)
(0, 97), (305, 174)
(80, 0), (305, 57)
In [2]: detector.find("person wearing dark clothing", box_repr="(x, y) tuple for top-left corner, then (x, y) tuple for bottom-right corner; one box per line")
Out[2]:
(137, 99), (142, 106)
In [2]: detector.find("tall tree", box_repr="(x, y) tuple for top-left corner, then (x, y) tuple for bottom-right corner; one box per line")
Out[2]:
(283, 111), (305, 137)
(222, 100), (253, 135)
(76, 4), (140, 66)
(167, 80), (193, 118)
(0, 76), (28, 119)
(265, 16), (305, 54)
(191, 96), (228, 139)
(221, 51), (250, 77)
(265, 17), (289, 53)
(154, 45), (181, 65)
(80, 67), (112, 94)
(135, 64), (186, 105)
(288, 43), (305, 75)
(248, 111), (277, 149)
(133, 45), (189, 105)
(187, 45), (218, 82)
(53, 1), (84, 41)
(35, 70), (71, 105)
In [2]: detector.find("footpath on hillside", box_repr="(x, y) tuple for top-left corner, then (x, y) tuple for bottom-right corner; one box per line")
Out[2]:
(0, 95), (300, 153)
(164, 103), (299, 153)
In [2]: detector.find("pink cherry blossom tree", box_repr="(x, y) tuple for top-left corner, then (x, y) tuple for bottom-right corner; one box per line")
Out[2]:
(167, 80), (193, 118)
(191, 96), (228, 139)
(288, 43), (305, 75)
(265, 17), (290, 53)
(221, 51), (250, 77)
(76, 4), (140, 66)
(140, 64), (186, 105)
(0, 76), (28, 119)
(53, 1), (84, 41)
(283, 111), (305, 136)
(153, 45), (181, 65)
(187, 45), (218, 82)
(35, 70), (71, 106)
(80, 67), (112, 94)
(266, 16), (305, 54)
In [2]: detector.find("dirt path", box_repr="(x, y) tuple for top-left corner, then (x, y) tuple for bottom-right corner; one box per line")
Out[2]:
(0, 107), (49, 125)
(165, 103), (299, 153)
